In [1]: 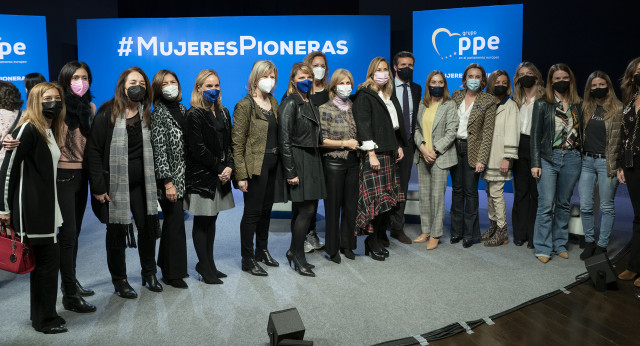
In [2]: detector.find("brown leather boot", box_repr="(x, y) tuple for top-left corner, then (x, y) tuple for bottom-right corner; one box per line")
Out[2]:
(390, 229), (412, 244)
(481, 220), (497, 241)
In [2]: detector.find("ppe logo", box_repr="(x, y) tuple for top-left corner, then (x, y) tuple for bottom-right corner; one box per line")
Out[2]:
(0, 37), (27, 60)
(431, 28), (500, 60)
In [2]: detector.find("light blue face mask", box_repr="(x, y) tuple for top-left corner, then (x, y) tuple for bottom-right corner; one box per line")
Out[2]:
(466, 78), (481, 91)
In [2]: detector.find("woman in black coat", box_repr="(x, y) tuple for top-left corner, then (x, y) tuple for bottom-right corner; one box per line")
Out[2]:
(150, 70), (189, 289)
(86, 66), (162, 298)
(184, 69), (235, 285)
(353, 57), (407, 261)
(0, 82), (68, 333)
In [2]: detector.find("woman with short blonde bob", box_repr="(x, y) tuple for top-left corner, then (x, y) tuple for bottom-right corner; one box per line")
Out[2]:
(577, 71), (622, 260)
(232, 60), (282, 276)
(319, 68), (359, 262)
(481, 70), (520, 247)
(511, 62), (545, 248)
(0, 82), (68, 333)
(353, 57), (407, 261)
(531, 63), (583, 263)
(413, 71), (458, 250)
(184, 69), (235, 284)
(279, 62), (326, 276)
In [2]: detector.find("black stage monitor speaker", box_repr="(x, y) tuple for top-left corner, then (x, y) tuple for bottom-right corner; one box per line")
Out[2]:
(268, 308), (306, 346)
(585, 253), (616, 291)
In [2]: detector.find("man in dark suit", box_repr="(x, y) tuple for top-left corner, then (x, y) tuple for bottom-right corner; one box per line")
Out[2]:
(384, 51), (422, 245)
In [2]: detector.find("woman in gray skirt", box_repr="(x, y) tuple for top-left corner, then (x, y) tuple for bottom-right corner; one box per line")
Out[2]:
(184, 69), (235, 284)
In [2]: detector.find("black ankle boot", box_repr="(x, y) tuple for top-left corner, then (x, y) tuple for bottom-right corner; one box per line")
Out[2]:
(364, 236), (385, 261)
(580, 242), (596, 260)
(340, 248), (356, 260)
(255, 249), (279, 267)
(63, 294), (97, 313)
(113, 279), (137, 299)
(75, 280), (95, 296)
(142, 274), (163, 292)
(242, 258), (268, 276)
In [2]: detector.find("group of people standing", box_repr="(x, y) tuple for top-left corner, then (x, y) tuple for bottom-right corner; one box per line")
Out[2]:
(1, 52), (640, 334)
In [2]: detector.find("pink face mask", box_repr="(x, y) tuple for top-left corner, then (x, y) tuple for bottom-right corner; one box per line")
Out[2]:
(71, 80), (90, 97)
(373, 71), (389, 86)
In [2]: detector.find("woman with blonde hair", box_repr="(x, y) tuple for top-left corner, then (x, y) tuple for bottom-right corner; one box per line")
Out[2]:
(319, 68), (359, 262)
(578, 71), (623, 260)
(481, 70), (520, 247)
(0, 82), (69, 333)
(232, 60), (282, 276)
(617, 57), (640, 287)
(413, 71), (458, 250)
(353, 57), (407, 260)
(184, 69), (235, 284)
(511, 62), (545, 248)
(279, 62), (326, 276)
(531, 63), (583, 263)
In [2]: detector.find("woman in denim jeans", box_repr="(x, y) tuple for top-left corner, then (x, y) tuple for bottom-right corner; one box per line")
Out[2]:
(578, 71), (622, 260)
(530, 63), (583, 263)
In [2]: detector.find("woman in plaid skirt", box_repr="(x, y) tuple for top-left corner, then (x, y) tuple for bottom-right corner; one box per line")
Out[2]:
(353, 57), (408, 261)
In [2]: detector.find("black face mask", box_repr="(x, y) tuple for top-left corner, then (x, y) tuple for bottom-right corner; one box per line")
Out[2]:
(634, 73), (640, 87)
(127, 85), (146, 102)
(429, 86), (444, 98)
(553, 81), (571, 94)
(590, 87), (608, 99)
(519, 75), (536, 88)
(493, 85), (509, 97)
(42, 101), (62, 120)
(396, 66), (413, 81)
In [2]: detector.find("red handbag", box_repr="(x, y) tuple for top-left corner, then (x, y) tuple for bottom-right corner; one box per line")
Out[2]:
(0, 225), (35, 274)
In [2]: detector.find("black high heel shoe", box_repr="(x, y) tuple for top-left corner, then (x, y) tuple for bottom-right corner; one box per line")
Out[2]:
(195, 262), (223, 285)
(288, 252), (316, 277)
(255, 249), (280, 267)
(364, 237), (385, 261)
(340, 248), (356, 260)
(380, 247), (389, 257)
(286, 249), (315, 269)
(142, 274), (163, 292)
(113, 279), (138, 299)
(325, 252), (341, 264)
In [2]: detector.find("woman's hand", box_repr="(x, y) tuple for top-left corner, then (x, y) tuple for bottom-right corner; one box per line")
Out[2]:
(287, 176), (300, 186)
(238, 180), (248, 192)
(500, 159), (510, 173)
(531, 167), (541, 179)
(0, 213), (10, 226)
(475, 162), (485, 173)
(165, 182), (177, 202)
(93, 193), (111, 204)
(368, 151), (380, 170)
(344, 139), (359, 150)
(2, 134), (19, 151)
(396, 147), (404, 163)
(617, 168), (626, 184)
(218, 167), (232, 184)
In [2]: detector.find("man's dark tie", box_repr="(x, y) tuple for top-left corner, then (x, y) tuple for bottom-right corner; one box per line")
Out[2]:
(402, 83), (411, 139)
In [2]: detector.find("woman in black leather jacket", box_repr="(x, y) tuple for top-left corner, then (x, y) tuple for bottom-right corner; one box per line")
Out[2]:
(530, 63), (582, 263)
(279, 62), (326, 277)
(184, 69), (235, 284)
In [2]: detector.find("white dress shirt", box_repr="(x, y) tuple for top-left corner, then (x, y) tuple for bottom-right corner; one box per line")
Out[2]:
(456, 99), (474, 139)
(519, 96), (536, 135)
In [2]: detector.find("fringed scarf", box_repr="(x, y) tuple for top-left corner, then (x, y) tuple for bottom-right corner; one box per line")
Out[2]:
(106, 104), (160, 249)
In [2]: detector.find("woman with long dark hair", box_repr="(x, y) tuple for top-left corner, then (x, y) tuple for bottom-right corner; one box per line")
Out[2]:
(150, 69), (189, 288)
(353, 57), (407, 260)
(0, 82), (68, 333)
(54, 61), (97, 312)
(184, 69), (235, 284)
(86, 66), (162, 297)
(617, 57), (640, 287)
(531, 63), (583, 263)
(279, 62), (326, 276)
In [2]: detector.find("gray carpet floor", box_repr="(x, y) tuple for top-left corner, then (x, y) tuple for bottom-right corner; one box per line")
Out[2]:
(0, 185), (633, 346)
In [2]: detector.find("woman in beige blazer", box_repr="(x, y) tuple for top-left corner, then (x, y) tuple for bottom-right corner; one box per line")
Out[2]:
(413, 71), (459, 250)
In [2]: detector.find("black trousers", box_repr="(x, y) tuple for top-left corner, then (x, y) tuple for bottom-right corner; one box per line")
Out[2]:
(106, 159), (157, 281)
(389, 142), (414, 232)
(624, 156), (640, 273)
(511, 134), (538, 243)
(323, 153), (359, 256)
(56, 168), (88, 294)
(157, 198), (188, 280)
(30, 243), (64, 331)
(240, 153), (278, 259)
(450, 140), (481, 241)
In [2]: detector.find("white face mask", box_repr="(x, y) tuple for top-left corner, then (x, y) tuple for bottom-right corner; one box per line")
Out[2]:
(258, 78), (275, 94)
(162, 85), (179, 101)
(313, 67), (326, 81)
(335, 84), (352, 99)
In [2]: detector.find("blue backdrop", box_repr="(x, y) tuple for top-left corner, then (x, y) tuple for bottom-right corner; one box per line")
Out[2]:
(0, 14), (49, 101)
(77, 15), (390, 111)
(413, 5), (523, 192)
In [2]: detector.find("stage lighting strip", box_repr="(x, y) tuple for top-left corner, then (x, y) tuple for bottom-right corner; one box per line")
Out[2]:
(374, 243), (632, 346)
